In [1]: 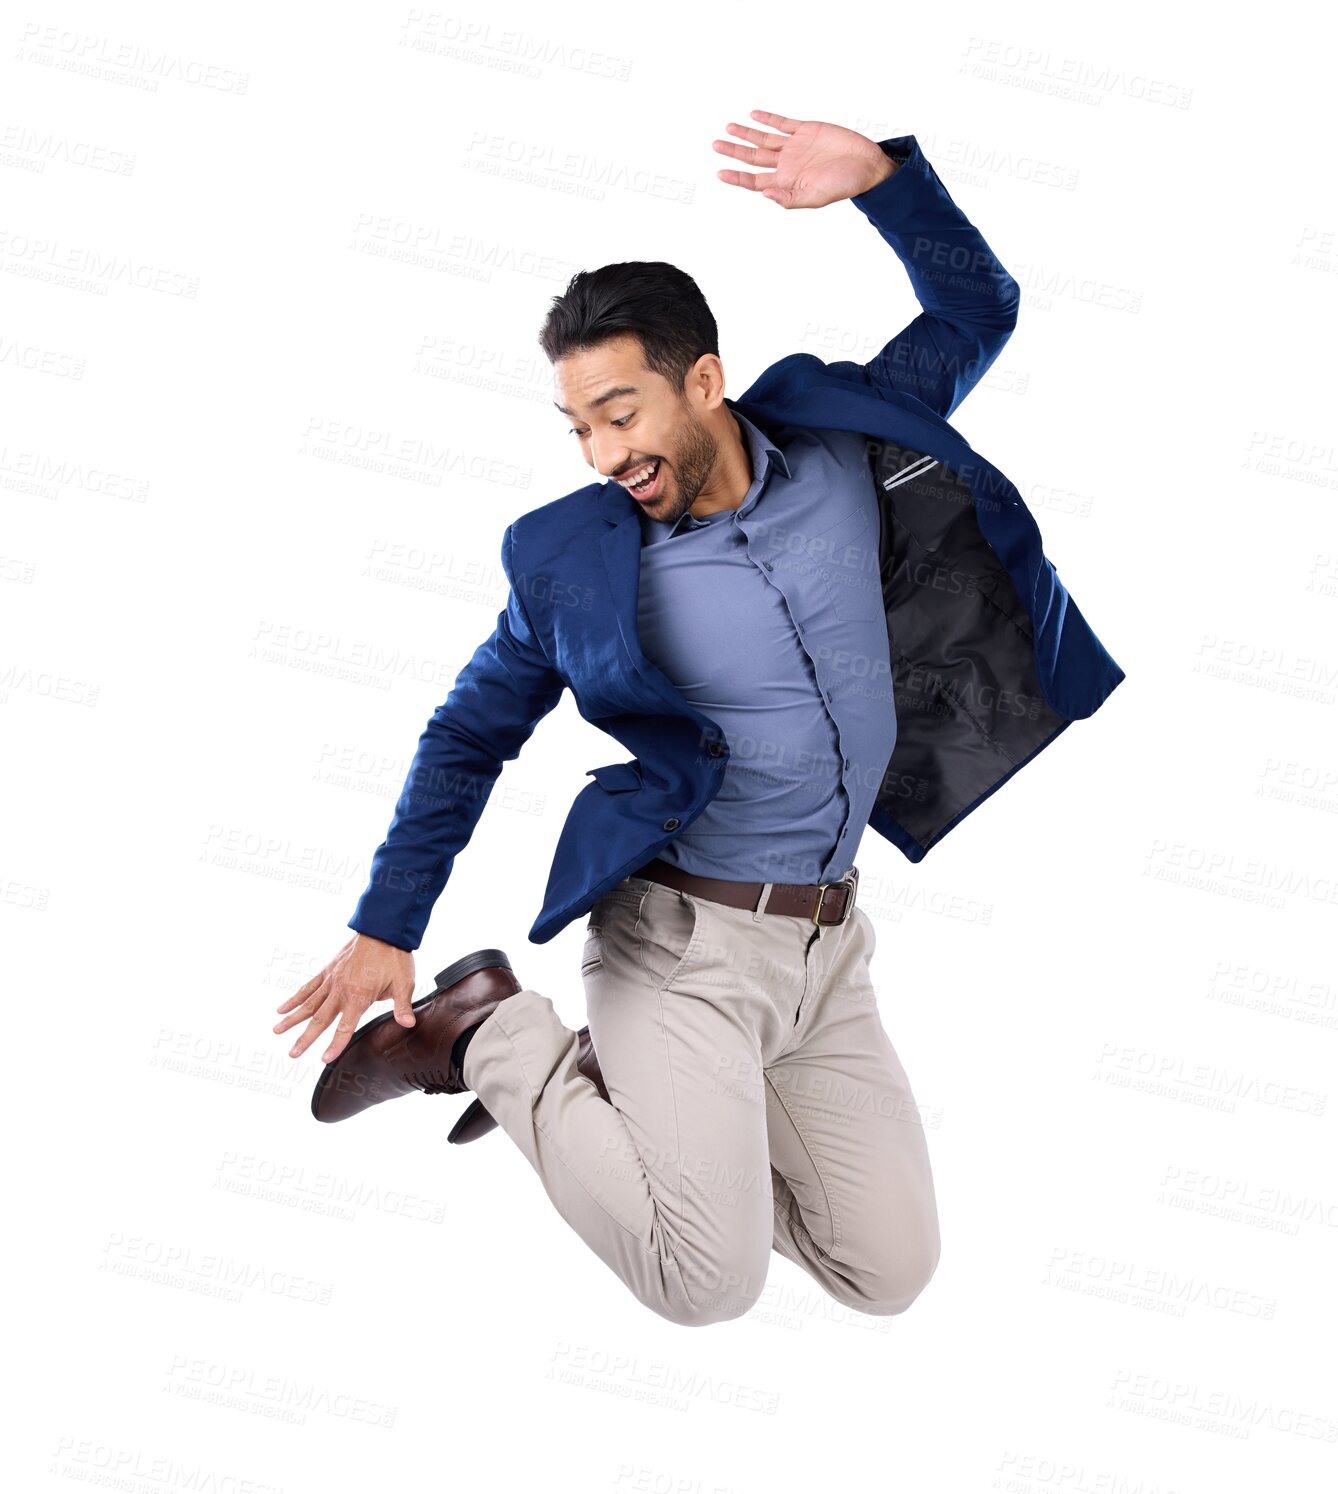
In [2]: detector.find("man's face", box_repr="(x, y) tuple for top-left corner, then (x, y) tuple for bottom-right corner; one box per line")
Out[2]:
(553, 332), (721, 528)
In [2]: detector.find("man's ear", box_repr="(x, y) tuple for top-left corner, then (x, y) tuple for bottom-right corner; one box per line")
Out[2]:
(689, 352), (728, 412)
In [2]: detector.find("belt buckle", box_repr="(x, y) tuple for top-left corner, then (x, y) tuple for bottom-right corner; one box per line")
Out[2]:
(812, 866), (859, 927)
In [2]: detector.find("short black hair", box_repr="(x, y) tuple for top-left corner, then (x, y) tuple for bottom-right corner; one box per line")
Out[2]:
(538, 261), (719, 394)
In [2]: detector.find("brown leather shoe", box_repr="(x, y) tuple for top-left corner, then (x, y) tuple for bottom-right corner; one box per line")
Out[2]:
(311, 948), (520, 1123)
(447, 1024), (607, 1144)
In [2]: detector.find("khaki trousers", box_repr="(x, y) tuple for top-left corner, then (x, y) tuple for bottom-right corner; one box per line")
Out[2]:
(460, 872), (941, 1327)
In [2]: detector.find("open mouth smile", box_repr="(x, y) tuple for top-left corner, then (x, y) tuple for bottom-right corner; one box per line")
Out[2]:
(616, 459), (664, 501)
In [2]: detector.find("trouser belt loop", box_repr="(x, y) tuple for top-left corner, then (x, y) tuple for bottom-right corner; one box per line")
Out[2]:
(752, 881), (774, 923)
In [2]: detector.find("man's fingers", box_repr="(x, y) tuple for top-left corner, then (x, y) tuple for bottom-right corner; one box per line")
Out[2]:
(274, 984), (327, 1034)
(276, 973), (324, 1014)
(725, 121), (776, 146)
(286, 996), (342, 1059)
(277, 940), (356, 1015)
(713, 135), (779, 168)
(273, 978), (329, 1035)
(391, 983), (417, 1028)
(748, 108), (804, 134)
(716, 167), (778, 193)
(273, 932), (406, 1062)
(321, 1007), (368, 1065)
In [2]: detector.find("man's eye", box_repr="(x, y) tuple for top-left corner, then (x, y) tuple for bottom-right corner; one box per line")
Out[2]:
(570, 415), (633, 437)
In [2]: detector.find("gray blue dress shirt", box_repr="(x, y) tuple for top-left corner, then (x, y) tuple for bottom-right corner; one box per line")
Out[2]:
(636, 409), (896, 885)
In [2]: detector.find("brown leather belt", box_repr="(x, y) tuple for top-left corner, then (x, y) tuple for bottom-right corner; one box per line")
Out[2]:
(633, 857), (860, 927)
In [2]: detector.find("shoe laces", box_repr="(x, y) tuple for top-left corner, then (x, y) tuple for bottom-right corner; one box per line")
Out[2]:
(401, 1066), (455, 1095)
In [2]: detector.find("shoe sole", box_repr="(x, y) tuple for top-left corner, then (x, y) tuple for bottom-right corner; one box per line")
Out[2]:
(309, 948), (513, 1120)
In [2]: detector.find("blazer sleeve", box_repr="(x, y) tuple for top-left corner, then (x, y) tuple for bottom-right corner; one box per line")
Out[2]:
(836, 134), (1021, 420)
(346, 522), (567, 951)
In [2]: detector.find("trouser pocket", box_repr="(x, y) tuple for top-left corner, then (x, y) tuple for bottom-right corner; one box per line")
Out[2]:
(583, 882), (646, 978)
(581, 926), (605, 977)
(634, 885), (706, 993)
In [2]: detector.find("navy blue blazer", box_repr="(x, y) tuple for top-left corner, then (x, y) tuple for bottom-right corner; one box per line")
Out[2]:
(350, 134), (1126, 951)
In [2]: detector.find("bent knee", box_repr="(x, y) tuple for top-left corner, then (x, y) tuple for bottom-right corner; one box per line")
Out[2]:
(660, 1294), (757, 1328)
(839, 1227), (941, 1317)
(657, 1251), (768, 1327)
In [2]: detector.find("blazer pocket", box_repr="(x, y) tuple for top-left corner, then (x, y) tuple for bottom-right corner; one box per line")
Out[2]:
(586, 760), (644, 793)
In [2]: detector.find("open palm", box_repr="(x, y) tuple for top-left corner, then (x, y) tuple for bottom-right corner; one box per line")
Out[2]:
(712, 110), (891, 209)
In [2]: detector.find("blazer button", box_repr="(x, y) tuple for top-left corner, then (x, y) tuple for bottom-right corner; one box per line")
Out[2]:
(662, 817), (681, 832)
(707, 741), (725, 757)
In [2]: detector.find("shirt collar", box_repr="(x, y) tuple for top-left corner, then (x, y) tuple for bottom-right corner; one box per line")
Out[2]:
(645, 403), (790, 540)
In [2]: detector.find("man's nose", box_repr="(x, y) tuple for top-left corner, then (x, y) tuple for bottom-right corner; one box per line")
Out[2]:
(589, 436), (631, 479)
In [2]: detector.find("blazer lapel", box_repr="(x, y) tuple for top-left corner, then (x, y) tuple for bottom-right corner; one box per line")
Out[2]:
(598, 502), (647, 677)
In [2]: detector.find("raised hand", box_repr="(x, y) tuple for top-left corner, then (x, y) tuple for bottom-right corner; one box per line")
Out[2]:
(712, 110), (896, 210)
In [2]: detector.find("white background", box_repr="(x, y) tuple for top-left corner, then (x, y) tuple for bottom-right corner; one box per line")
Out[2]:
(7, 2), (1336, 1489)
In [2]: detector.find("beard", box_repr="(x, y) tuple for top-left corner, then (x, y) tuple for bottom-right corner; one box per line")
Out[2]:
(637, 410), (720, 527)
